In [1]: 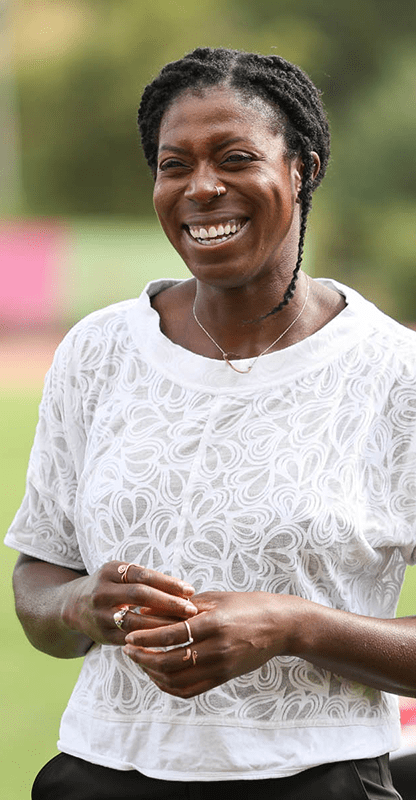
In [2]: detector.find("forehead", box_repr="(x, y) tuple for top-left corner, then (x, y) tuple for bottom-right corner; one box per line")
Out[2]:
(158, 86), (281, 149)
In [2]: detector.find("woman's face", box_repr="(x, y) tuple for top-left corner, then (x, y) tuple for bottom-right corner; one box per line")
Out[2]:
(153, 86), (304, 291)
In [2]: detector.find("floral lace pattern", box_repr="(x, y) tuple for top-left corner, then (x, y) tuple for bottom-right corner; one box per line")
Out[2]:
(6, 279), (416, 773)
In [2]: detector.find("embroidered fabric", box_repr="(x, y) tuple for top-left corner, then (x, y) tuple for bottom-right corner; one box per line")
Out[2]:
(5, 278), (416, 780)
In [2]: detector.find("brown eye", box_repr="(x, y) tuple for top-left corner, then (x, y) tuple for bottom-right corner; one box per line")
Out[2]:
(223, 153), (252, 164)
(159, 159), (187, 172)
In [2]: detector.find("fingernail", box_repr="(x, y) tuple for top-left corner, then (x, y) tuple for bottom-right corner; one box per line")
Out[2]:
(184, 601), (198, 615)
(181, 582), (195, 595)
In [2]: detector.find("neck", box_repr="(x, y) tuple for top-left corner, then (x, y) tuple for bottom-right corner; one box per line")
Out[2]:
(192, 272), (310, 360)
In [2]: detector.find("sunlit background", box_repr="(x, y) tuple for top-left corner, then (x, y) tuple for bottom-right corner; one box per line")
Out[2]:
(1, 1), (415, 797)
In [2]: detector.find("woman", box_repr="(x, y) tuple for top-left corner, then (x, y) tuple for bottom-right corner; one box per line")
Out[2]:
(6, 48), (416, 800)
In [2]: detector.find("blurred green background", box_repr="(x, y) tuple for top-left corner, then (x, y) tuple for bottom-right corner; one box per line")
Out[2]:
(1, 0), (416, 797)
(2, 0), (416, 319)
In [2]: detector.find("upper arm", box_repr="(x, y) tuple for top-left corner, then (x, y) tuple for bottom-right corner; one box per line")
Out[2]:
(13, 552), (88, 600)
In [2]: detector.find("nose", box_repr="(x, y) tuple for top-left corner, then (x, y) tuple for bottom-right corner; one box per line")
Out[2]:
(184, 164), (222, 204)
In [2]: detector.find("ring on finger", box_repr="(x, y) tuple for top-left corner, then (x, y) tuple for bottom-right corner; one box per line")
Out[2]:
(164, 620), (194, 652)
(113, 605), (129, 629)
(182, 619), (194, 647)
(118, 562), (140, 584)
(183, 647), (198, 666)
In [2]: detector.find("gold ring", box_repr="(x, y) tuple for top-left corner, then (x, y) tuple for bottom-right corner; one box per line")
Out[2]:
(117, 563), (140, 583)
(182, 647), (198, 666)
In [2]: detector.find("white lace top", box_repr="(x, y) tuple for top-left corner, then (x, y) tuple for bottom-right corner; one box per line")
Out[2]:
(6, 278), (416, 780)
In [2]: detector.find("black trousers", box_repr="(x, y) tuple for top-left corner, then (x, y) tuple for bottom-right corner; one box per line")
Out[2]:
(32, 752), (402, 800)
(389, 754), (416, 800)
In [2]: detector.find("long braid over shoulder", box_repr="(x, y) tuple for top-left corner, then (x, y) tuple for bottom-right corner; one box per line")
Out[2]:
(138, 48), (330, 317)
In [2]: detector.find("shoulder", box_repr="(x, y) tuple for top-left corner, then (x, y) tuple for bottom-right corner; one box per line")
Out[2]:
(313, 278), (416, 387)
(319, 278), (416, 341)
(337, 279), (416, 377)
(47, 279), (187, 384)
(52, 298), (138, 370)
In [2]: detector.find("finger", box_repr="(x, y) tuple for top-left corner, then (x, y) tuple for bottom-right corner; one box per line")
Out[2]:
(122, 586), (198, 618)
(108, 606), (179, 639)
(92, 583), (197, 622)
(113, 564), (198, 617)
(125, 618), (196, 650)
(115, 563), (195, 598)
(127, 652), (216, 699)
(123, 611), (181, 632)
(123, 642), (199, 674)
(138, 606), (197, 620)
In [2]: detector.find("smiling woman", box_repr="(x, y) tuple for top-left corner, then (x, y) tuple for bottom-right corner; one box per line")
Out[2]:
(153, 89), (309, 309)
(6, 47), (416, 800)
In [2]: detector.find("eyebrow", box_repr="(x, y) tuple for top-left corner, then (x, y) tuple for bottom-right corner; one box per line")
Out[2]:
(158, 137), (254, 155)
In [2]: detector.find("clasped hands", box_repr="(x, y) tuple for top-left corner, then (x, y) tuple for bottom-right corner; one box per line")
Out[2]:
(67, 561), (301, 698)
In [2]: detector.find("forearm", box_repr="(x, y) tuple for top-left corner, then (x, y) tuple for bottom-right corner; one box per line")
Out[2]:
(291, 599), (416, 697)
(122, 590), (416, 699)
(13, 555), (93, 658)
(13, 555), (197, 661)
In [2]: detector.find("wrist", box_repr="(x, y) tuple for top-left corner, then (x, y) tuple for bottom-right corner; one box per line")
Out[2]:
(270, 593), (321, 659)
(60, 574), (90, 634)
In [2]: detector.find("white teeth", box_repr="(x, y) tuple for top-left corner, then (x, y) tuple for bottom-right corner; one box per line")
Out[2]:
(188, 219), (244, 241)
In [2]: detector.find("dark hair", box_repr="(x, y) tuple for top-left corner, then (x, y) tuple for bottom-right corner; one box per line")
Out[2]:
(138, 47), (330, 318)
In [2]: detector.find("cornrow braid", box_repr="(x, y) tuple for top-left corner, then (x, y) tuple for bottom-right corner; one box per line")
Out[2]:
(138, 48), (330, 316)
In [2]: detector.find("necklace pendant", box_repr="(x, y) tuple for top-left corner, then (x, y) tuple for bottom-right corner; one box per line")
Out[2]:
(223, 353), (253, 374)
(192, 276), (309, 375)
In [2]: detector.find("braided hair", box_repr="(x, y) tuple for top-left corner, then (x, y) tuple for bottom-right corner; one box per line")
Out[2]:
(138, 48), (330, 318)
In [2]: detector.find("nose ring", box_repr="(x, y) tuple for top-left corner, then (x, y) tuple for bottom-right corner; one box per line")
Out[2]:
(215, 185), (224, 197)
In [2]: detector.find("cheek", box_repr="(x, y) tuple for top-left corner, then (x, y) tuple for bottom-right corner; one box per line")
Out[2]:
(153, 183), (180, 227)
(152, 192), (181, 247)
(152, 183), (164, 219)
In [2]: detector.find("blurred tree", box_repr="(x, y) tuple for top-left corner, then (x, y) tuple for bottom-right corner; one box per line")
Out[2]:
(8, 0), (416, 316)
(319, 44), (416, 319)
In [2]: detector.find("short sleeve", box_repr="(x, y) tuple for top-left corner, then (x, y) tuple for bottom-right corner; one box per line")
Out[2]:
(4, 338), (86, 570)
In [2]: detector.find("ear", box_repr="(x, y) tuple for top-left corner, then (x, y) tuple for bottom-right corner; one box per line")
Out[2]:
(311, 151), (321, 181)
(295, 151), (321, 203)
(292, 154), (304, 202)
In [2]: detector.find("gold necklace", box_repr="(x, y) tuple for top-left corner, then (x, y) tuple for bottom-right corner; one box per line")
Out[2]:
(192, 277), (310, 374)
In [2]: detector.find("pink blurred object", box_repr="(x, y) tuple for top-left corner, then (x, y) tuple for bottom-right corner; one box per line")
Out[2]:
(396, 697), (416, 756)
(0, 220), (66, 328)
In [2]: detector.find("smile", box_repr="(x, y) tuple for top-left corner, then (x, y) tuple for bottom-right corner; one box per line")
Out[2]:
(186, 218), (247, 245)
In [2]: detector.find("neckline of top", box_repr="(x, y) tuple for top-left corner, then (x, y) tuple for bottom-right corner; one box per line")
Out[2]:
(126, 277), (378, 392)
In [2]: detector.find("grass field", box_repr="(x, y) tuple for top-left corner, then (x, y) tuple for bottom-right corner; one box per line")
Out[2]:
(1, 390), (82, 799)
(2, 383), (416, 798)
